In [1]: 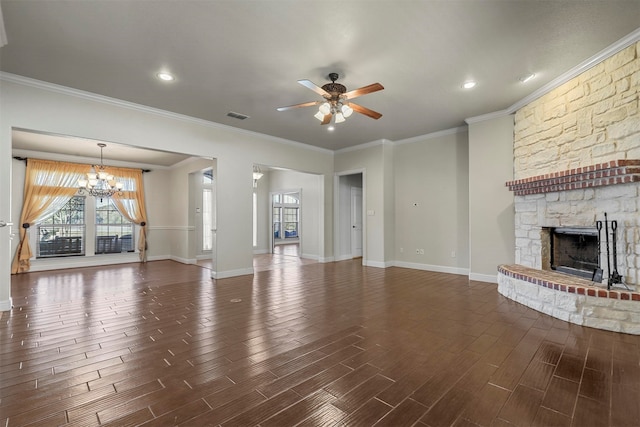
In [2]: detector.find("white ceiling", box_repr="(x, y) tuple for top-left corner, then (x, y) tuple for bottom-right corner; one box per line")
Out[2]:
(1, 0), (639, 154)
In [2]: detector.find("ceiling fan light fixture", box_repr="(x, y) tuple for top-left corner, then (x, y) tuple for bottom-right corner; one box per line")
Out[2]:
(314, 111), (325, 121)
(341, 104), (353, 118)
(319, 102), (331, 115)
(334, 112), (345, 124)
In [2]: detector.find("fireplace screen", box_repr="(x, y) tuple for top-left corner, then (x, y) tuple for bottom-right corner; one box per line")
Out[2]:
(550, 227), (599, 279)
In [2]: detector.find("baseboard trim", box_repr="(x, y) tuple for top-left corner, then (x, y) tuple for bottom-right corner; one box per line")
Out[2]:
(393, 261), (470, 276)
(211, 267), (254, 279)
(469, 272), (498, 284)
(363, 260), (394, 268)
(169, 256), (197, 265)
(0, 298), (13, 311)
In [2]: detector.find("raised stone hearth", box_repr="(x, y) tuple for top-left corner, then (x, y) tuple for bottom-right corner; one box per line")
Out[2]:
(498, 265), (640, 334)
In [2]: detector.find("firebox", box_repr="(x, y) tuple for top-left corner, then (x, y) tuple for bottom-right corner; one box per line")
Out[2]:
(545, 227), (599, 279)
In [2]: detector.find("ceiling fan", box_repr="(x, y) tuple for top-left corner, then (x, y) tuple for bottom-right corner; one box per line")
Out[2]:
(277, 73), (383, 125)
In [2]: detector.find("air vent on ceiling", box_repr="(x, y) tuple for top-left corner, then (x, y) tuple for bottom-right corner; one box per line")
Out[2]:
(227, 111), (250, 120)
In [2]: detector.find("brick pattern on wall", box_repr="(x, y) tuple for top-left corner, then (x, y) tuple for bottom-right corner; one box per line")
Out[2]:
(506, 159), (640, 195)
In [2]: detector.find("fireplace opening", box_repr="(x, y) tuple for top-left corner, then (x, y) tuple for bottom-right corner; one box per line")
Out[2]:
(547, 227), (599, 280)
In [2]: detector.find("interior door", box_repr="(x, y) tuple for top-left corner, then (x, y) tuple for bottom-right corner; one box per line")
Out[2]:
(350, 187), (362, 257)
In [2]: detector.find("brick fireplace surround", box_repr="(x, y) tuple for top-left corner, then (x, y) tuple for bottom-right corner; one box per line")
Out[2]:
(497, 41), (640, 335)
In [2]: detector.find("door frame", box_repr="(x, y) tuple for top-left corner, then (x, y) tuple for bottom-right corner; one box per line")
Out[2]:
(333, 169), (366, 265)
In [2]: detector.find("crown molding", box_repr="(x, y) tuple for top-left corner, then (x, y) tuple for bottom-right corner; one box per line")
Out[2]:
(394, 126), (468, 146)
(465, 28), (640, 124)
(465, 109), (512, 125)
(334, 139), (390, 154)
(0, 72), (334, 155)
(508, 27), (640, 113)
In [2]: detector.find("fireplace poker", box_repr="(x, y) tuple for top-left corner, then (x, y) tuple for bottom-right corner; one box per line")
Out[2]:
(609, 220), (625, 288)
(604, 213), (611, 289)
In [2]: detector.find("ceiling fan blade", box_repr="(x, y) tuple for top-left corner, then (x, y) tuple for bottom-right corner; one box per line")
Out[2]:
(276, 100), (322, 111)
(350, 103), (383, 120)
(320, 114), (332, 125)
(298, 79), (331, 97)
(344, 83), (384, 99)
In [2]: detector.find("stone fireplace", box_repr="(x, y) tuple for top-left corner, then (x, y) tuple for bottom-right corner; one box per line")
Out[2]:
(497, 41), (640, 334)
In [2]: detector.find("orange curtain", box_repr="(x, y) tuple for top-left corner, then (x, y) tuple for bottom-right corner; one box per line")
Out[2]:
(110, 167), (149, 262)
(11, 159), (91, 274)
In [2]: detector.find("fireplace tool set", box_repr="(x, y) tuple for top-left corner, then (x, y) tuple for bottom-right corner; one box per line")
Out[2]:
(594, 212), (628, 290)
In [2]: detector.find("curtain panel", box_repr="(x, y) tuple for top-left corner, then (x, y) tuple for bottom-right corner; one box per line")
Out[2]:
(11, 159), (91, 274)
(110, 167), (149, 262)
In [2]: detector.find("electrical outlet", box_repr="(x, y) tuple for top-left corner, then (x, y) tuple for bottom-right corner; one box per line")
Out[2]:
(419, 249), (424, 255)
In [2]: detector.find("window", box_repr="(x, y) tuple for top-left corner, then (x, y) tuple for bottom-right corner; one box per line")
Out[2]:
(253, 191), (258, 247)
(283, 207), (298, 238)
(272, 191), (299, 241)
(95, 198), (134, 253)
(37, 196), (85, 257)
(202, 188), (213, 251)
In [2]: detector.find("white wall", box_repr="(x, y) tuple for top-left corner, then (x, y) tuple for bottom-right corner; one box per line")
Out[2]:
(394, 129), (470, 275)
(468, 114), (515, 282)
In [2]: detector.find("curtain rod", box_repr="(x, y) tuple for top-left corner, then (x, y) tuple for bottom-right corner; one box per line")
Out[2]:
(13, 156), (151, 172)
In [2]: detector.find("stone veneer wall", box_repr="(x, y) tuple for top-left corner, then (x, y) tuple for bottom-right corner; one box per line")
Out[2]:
(512, 41), (640, 287)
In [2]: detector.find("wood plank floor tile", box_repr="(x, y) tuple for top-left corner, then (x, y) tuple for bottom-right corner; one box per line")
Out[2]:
(498, 384), (545, 426)
(460, 383), (511, 427)
(1, 259), (639, 426)
(541, 375), (580, 417)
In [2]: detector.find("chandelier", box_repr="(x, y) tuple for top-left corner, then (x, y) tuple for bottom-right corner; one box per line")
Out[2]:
(78, 143), (123, 200)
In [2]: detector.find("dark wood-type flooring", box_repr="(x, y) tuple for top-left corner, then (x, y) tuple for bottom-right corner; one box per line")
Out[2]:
(1, 256), (639, 426)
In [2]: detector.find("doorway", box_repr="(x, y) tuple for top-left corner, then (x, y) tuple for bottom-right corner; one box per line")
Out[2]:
(335, 171), (364, 262)
(270, 190), (301, 257)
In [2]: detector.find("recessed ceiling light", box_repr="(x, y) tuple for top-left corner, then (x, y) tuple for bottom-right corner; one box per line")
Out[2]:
(462, 81), (477, 89)
(156, 72), (175, 82)
(519, 73), (536, 83)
